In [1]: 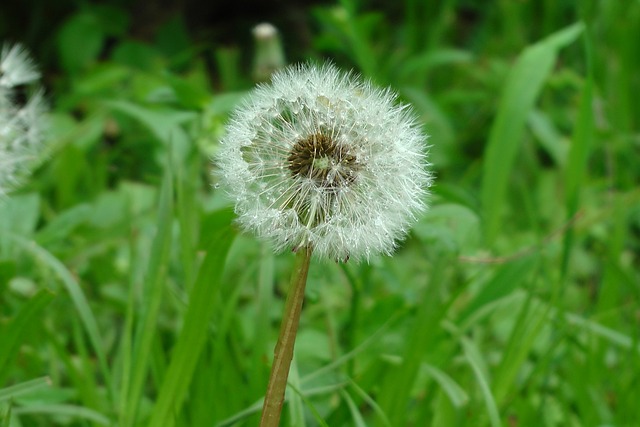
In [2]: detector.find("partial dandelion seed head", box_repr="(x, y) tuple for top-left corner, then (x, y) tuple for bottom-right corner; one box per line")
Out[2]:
(215, 63), (432, 262)
(0, 43), (47, 197)
(0, 44), (40, 88)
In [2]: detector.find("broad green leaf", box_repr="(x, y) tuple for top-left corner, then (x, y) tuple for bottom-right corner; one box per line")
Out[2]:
(57, 12), (104, 72)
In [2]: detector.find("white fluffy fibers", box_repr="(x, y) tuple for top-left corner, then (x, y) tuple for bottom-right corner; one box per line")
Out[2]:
(216, 63), (432, 262)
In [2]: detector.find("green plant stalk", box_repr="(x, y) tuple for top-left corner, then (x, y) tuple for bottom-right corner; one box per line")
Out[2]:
(260, 245), (313, 427)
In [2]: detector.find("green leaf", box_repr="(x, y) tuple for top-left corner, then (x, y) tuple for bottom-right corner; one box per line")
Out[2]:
(57, 12), (105, 72)
(491, 294), (548, 404)
(461, 337), (501, 427)
(561, 53), (595, 276)
(106, 100), (196, 163)
(148, 226), (235, 427)
(5, 237), (113, 400)
(111, 41), (162, 71)
(0, 193), (40, 237)
(413, 203), (481, 253)
(0, 403), (10, 427)
(0, 291), (54, 380)
(457, 255), (537, 328)
(423, 364), (469, 408)
(528, 110), (569, 167)
(164, 72), (210, 109)
(121, 171), (173, 427)
(341, 389), (367, 427)
(12, 404), (110, 426)
(481, 23), (584, 245)
(35, 204), (92, 246)
(288, 359), (307, 427)
(0, 377), (51, 403)
(0, 260), (16, 291)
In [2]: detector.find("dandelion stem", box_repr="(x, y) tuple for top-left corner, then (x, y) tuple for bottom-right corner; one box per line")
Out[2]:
(260, 245), (313, 427)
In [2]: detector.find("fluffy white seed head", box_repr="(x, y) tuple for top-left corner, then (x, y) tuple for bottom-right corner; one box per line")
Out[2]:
(216, 63), (432, 262)
(0, 44), (40, 88)
(0, 43), (47, 196)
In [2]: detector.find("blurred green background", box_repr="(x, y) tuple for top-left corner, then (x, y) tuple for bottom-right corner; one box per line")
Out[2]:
(1, 0), (639, 426)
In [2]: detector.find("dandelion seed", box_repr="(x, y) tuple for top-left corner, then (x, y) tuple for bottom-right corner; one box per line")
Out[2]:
(216, 63), (432, 261)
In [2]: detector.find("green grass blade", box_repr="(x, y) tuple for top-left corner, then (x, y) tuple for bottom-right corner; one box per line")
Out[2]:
(34, 204), (92, 246)
(175, 162), (201, 290)
(287, 382), (330, 427)
(106, 100), (195, 163)
(423, 364), (469, 409)
(340, 389), (367, 427)
(147, 225), (235, 427)
(0, 403), (9, 427)
(5, 236), (113, 401)
(564, 313), (640, 354)
(13, 404), (110, 426)
(0, 377), (51, 403)
(122, 170), (174, 427)
(561, 32), (595, 277)
(461, 337), (501, 427)
(482, 23), (584, 245)
(491, 294), (547, 405)
(251, 244), (274, 396)
(457, 256), (537, 328)
(214, 401), (263, 427)
(377, 255), (451, 426)
(347, 378), (392, 427)
(287, 358), (306, 427)
(0, 291), (54, 379)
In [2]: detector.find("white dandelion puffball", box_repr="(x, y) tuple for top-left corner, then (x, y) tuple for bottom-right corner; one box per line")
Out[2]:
(0, 43), (47, 196)
(216, 63), (432, 262)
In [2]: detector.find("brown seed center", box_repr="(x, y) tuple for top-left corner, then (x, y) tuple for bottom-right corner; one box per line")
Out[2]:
(287, 133), (358, 189)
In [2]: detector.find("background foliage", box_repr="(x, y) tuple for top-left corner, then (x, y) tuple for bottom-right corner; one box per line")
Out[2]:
(1, 0), (639, 426)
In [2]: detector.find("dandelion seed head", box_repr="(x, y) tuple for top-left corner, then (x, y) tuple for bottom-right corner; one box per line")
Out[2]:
(0, 43), (47, 197)
(0, 44), (40, 88)
(216, 63), (432, 262)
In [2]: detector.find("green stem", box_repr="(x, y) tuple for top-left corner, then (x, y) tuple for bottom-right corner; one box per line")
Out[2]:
(260, 245), (313, 427)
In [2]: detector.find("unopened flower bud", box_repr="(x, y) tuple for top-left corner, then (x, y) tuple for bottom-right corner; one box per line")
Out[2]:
(252, 23), (286, 82)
